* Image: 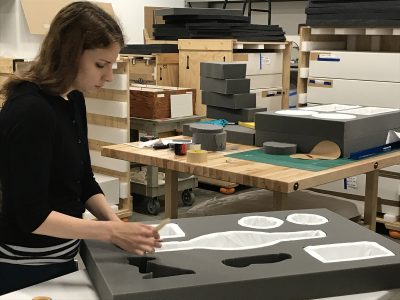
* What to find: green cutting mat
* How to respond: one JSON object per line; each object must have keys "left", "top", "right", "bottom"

{"left": 225, "top": 149, "right": 354, "bottom": 172}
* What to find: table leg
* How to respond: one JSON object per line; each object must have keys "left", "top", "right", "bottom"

{"left": 165, "top": 169, "right": 179, "bottom": 219}
{"left": 272, "top": 191, "right": 287, "bottom": 211}
{"left": 364, "top": 170, "right": 379, "bottom": 231}
{"left": 146, "top": 166, "right": 158, "bottom": 187}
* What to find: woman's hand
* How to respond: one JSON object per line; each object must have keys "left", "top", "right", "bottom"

{"left": 109, "top": 221, "right": 161, "bottom": 255}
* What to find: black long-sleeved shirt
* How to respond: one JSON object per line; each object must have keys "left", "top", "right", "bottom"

{"left": 0, "top": 81, "right": 102, "bottom": 265}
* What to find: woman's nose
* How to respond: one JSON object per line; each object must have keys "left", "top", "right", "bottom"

{"left": 103, "top": 66, "right": 113, "bottom": 82}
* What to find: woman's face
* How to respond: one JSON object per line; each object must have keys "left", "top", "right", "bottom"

{"left": 72, "top": 42, "right": 120, "bottom": 93}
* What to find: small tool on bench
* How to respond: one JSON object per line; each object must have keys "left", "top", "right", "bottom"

{"left": 155, "top": 218, "right": 171, "bottom": 232}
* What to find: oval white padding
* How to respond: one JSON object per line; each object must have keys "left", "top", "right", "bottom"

{"left": 238, "top": 216, "right": 284, "bottom": 230}
{"left": 286, "top": 213, "right": 328, "bottom": 226}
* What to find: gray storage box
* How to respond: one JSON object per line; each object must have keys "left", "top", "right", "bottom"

{"left": 255, "top": 106, "right": 400, "bottom": 157}
{"left": 200, "top": 62, "right": 247, "bottom": 79}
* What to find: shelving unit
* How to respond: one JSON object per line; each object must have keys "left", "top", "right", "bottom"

{"left": 296, "top": 25, "right": 400, "bottom": 231}
{"left": 297, "top": 26, "right": 400, "bottom": 106}
{"left": 85, "top": 59, "right": 132, "bottom": 219}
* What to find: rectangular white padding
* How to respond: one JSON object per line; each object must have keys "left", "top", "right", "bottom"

{"left": 90, "top": 150, "right": 129, "bottom": 173}
{"left": 86, "top": 98, "right": 128, "bottom": 118}
{"left": 83, "top": 204, "right": 118, "bottom": 220}
{"left": 88, "top": 124, "right": 128, "bottom": 144}
{"left": 304, "top": 241, "right": 394, "bottom": 263}
{"left": 94, "top": 173, "right": 119, "bottom": 205}
{"left": 103, "top": 74, "right": 128, "bottom": 90}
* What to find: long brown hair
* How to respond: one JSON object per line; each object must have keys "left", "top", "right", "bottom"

{"left": 1, "top": 1, "right": 124, "bottom": 98}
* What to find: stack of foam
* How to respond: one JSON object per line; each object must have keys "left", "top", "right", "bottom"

{"left": 154, "top": 8, "right": 285, "bottom": 42}
{"left": 201, "top": 62, "right": 266, "bottom": 122}
{"left": 306, "top": 0, "right": 400, "bottom": 27}
{"left": 200, "top": 62, "right": 267, "bottom": 145}
{"left": 190, "top": 123, "right": 226, "bottom": 151}
{"left": 120, "top": 44, "right": 178, "bottom": 55}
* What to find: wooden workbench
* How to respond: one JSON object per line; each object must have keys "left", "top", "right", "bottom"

{"left": 102, "top": 139, "right": 400, "bottom": 230}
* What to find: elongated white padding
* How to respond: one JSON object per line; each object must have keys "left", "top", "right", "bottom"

{"left": 157, "top": 230, "right": 326, "bottom": 252}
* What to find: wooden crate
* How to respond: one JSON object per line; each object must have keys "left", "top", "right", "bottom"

{"left": 0, "top": 57, "right": 24, "bottom": 74}
{"left": 178, "top": 39, "right": 291, "bottom": 116}
{"left": 120, "top": 53, "right": 179, "bottom": 87}
{"left": 0, "top": 58, "right": 25, "bottom": 108}
{"left": 130, "top": 84, "right": 195, "bottom": 119}
{"left": 297, "top": 26, "right": 400, "bottom": 105}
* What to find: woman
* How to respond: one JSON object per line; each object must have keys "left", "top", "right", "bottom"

{"left": 0, "top": 2, "right": 160, "bottom": 294}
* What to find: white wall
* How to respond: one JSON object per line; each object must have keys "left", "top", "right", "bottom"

{"left": 0, "top": 0, "right": 185, "bottom": 59}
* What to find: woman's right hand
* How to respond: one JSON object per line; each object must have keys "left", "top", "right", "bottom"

{"left": 109, "top": 221, "right": 161, "bottom": 255}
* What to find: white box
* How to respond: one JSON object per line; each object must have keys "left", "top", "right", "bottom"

{"left": 170, "top": 92, "right": 193, "bottom": 118}
{"left": 309, "top": 51, "right": 400, "bottom": 82}
{"left": 251, "top": 88, "right": 282, "bottom": 111}
{"left": 307, "top": 78, "right": 400, "bottom": 108}
{"left": 239, "top": 52, "right": 283, "bottom": 75}
{"left": 247, "top": 73, "right": 282, "bottom": 90}
{"left": 94, "top": 173, "right": 120, "bottom": 205}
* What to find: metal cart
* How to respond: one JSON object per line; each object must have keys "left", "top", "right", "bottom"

{"left": 130, "top": 115, "right": 202, "bottom": 215}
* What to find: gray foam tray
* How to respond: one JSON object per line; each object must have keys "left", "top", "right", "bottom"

{"left": 81, "top": 208, "right": 400, "bottom": 300}
{"left": 200, "top": 62, "right": 247, "bottom": 79}
{"left": 255, "top": 109, "right": 400, "bottom": 157}
{"left": 224, "top": 125, "right": 255, "bottom": 145}
{"left": 202, "top": 91, "right": 256, "bottom": 109}
{"left": 200, "top": 77, "right": 250, "bottom": 94}
{"left": 207, "top": 106, "right": 267, "bottom": 122}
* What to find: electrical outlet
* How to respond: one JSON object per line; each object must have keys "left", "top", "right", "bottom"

{"left": 346, "top": 176, "right": 358, "bottom": 189}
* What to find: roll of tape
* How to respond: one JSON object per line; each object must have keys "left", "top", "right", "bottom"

{"left": 187, "top": 149, "right": 208, "bottom": 163}
{"left": 188, "top": 143, "right": 201, "bottom": 150}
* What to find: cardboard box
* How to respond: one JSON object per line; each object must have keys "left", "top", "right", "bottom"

{"left": 309, "top": 51, "right": 400, "bottom": 82}
{"left": 307, "top": 78, "right": 400, "bottom": 108}
{"left": 20, "top": 0, "right": 115, "bottom": 35}
{"left": 130, "top": 84, "right": 195, "bottom": 119}
{"left": 234, "top": 52, "right": 283, "bottom": 75}
{"left": 251, "top": 88, "right": 282, "bottom": 111}
{"left": 247, "top": 73, "right": 282, "bottom": 89}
